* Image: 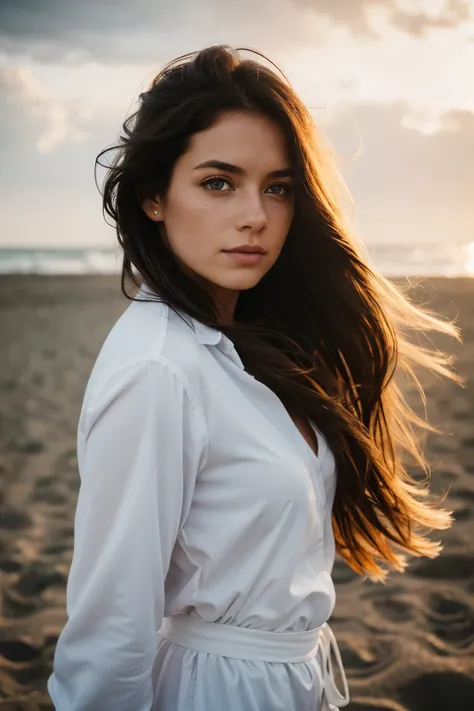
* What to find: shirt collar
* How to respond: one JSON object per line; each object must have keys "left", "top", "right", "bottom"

{"left": 137, "top": 282, "right": 244, "bottom": 369}
{"left": 192, "top": 322, "right": 245, "bottom": 370}
{"left": 191, "top": 320, "right": 223, "bottom": 346}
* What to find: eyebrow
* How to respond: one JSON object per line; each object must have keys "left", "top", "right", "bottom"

{"left": 193, "top": 160, "right": 295, "bottom": 179}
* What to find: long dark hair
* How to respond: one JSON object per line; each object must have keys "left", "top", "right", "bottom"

{"left": 96, "top": 44, "right": 462, "bottom": 582}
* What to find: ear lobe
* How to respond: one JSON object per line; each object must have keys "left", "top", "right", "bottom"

{"left": 141, "top": 197, "right": 163, "bottom": 221}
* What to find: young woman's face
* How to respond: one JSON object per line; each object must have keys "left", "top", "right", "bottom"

{"left": 142, "top": 109, "right": 295, "bottom": 320}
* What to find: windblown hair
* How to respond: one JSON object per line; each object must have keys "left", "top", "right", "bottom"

{"left": 96, "top": 44, "right": 462, "bottom": 582}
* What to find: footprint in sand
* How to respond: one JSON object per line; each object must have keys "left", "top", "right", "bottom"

{"left": 0, "top": 640, "right": 41, "bottom": 663}
{"left": 399, "top": 672, "right": 474, "bottom": 711}
{"left": 347, "top": 702, "right": 405, "bottom": 711}
{"left": 410, "top": 554, "right": 474, "bottom": 580}
{"left": 0, "top": 507, "right": 32, "bottom": 531}
{"left": 452, "top": 506, "right": 471, "bottom": 522}
{"left": 338, "top": 635, "right": 396, "bottom": 678}
{"left": 370, "top": 594, "right": 413, "bottom": 623}
{"left": 424, "top": 592, "right": 474, "bottom": 651}
{"left": 451, "top": 487, "right": 474, "bottom": 503}
{"left": 449, "top": 487, "right": 474, "bottom": 523}
{"left": 360, "top": 585, "right": 412, "bottom": 624}
{"left": 332, "top": 558, "right": 360, "bottom": 585}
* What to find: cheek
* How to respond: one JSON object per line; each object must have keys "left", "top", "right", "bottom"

{"left": 167, "top": 232, "right": 200, "bottom": 261}
{"left": 167, "top": 202, "right": 222, "bottom": 255}
{"left": 164, "top": 221, "right": 214, "bottom": 272}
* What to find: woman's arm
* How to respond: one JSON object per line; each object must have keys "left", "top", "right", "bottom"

{"left": 47, "top": 358, "right": 206, "bottom": 710}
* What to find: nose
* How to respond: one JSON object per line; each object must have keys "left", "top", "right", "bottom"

{"left": 236, "top": 194, "right": 268, "bottom": 232}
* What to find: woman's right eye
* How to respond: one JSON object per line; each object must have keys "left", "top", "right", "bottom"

{"left": 201, "top": 176, "right": 232, "bottom": 192}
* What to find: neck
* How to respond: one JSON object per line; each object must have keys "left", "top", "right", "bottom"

{"left": 214, "top": 290, "right": 239, "bottom": 326}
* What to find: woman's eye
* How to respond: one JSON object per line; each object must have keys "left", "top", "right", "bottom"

{"left": 268, "top": 184, "right": 293, "bottom": 197}
{"left": 202, "top": 177, "right": 231, "bottom": 191}
{"left": 202, "top": 177, "right": 293, "bottom": 197}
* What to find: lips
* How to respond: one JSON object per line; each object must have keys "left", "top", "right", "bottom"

{"left": 222, "top": 250, "right": 265, "bottom": 264}
{"left": 223, "top": 247, "right": 266, "bottom": 254}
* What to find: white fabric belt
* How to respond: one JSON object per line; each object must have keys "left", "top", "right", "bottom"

{"left": 158, "top": 614, "right": 350, "bottom": 710}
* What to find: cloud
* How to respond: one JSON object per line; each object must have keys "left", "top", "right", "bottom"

{"left": 391, "top": 0, "right": 471, "bottom": 36}
{"left": 0, "top": 1, "right": 472, "bottom": 248}
{"left": 0, "top": 0, "right": 209, "bottom": 64}
{"left": 0, "top": 65, "right": 92, "bottom": 152}
{"left": 0, "top": 0, "right": 472, "bottom": 64}
{"left": 289, "top": 0, "right": 386, "bottom": 37}
{"left": 292, "top": 0, "right": 472, "bottom": 36}
{"left": 325, "top": 101, "right": 474, "bottom": 243}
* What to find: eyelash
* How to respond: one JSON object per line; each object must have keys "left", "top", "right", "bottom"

{"left": 201, "top": 175, "right": 294, "bottom": 198}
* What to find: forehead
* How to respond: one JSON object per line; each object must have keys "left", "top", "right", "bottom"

{"left": 184, "top": 110, "right": 291, "bottom": 163}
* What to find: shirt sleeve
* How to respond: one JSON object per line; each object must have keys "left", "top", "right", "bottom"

{"left": 47, "top": 358, "right": 207, "bottom": 711}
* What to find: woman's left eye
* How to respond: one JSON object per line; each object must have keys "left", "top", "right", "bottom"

{"left": 201, "top": 176, "right": 293, "bottom": 197}
{"left": 268, "top": 183, "right": 293, "bottom": 196}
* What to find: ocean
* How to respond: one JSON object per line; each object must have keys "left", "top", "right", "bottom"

{"left": 1, "top": 242, "right": 473, "bottom": 277}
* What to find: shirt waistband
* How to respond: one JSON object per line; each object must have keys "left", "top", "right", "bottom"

{"left": 158, "top": 614, "right": 350, "bottom": 709}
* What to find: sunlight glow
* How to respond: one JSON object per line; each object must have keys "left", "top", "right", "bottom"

{"left": 465, "top": 242, "right": 474, "bottom": 275}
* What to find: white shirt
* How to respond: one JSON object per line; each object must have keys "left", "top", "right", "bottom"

{"left": 48, "top": 282, "right": 342, "bottom": 711}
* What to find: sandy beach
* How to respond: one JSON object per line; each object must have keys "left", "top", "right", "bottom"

{"left": 0, "top": 274, "right": 473, "bottom": 710}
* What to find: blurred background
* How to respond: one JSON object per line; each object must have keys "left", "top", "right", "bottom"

{"left": 0, "top": 1, "right": 473, "bottom": 709}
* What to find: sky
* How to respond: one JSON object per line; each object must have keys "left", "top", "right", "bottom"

{"left": 0, "top": 0, "right": 473, "bottom": 249}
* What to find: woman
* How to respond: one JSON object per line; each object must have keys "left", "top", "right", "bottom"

{"left": 48, "top": 45, "right": 461, "bottom": 711}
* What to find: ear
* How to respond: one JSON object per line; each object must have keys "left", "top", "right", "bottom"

{"left": 141, "top": 197, "right": 163, "bottom": 221}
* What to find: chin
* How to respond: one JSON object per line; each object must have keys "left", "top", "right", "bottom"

{"left": 218, "top": 273, "right": 265, "bottom": 291}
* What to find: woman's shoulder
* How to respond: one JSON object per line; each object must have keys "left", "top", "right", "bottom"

{"left": 81, "top": 293, "right": 204, "bottom": 413}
